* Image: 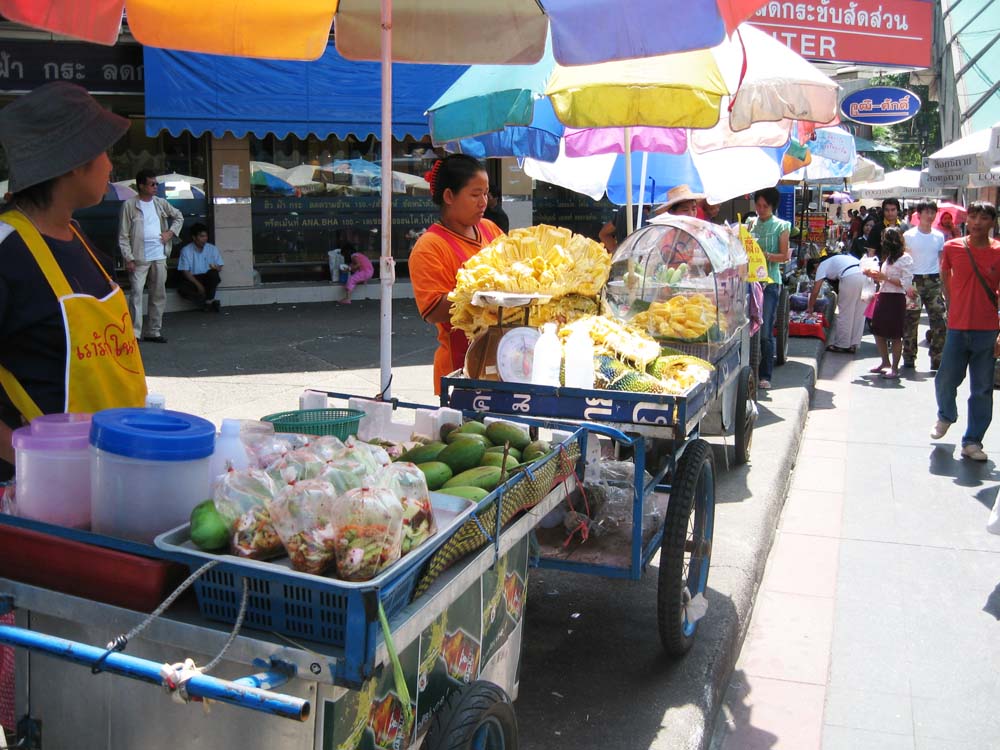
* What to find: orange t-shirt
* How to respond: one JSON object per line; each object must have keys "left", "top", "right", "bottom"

{"left": 409, "top": 220, "right": 503, "bottom": 393}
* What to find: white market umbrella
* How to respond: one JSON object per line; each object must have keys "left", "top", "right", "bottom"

{"left": 852, "top": 168, "right": 944, "bottom": 199}
{"left": 926, "top": 123, "right": 1000, "bottom": 176}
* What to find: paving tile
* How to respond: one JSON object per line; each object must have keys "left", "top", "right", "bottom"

{"left": 763, "top": 532, "right": 840, "bottom": 598}
{"left": 798, "top": 438, "right": 849, "bottom": 460}
{"left": 780, "top": 489, "right": 844, "bottom": 537}
{"left": 834, "top": 539, "right": 906, "bottom": 607}
{"left": 737, "top": 591, "right": 834, "bottom": 685}
{"left": 823, "top": 686, "right": 913, "bottom": 736}
{"left": 791, "top": 456, "right": 846, "bottom": 493}
{"left": 718, "top": 675, "right": 824, "bottom": 750}
{"left": 828, "top": 601, "right": 909, "bottom": 694}
{"left": 822, "top": 725, "right": 915, "bottom": 750}
{"left": 911, "top": 691, "right": 1000, "bottom": 745}
{"left": 913, "top": 738, "right": 981, "bottom": 750}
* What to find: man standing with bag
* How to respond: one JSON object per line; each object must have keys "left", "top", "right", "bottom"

{"left": 118, "top": 170, "right": 183, "bottom": 343}
{"left": 932, "top": 202, "right": 1000, "bottom": 461}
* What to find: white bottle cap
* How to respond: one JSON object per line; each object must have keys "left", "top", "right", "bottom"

{"left": 220, "top": 418, "right": 241, "bottom": 437}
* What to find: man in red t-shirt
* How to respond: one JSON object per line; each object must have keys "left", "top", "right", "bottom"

{"left": 932, "top": 201, "right": 1000, "bottom": 461}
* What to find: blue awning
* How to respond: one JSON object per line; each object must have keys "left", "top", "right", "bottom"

{"left": 143, "top": 47, "right": 467, "bottom": 141}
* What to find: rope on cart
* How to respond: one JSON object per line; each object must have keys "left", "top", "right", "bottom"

{"left": 561, "top": 448, "right": 593, "bottom": 548}
{"left": 91, "top": 560, "right": 249, "bottom": 684}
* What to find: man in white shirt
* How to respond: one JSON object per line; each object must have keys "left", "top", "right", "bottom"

{"left": 902, "top": 200, "right": 947, "bottom": 370}
{"left": 807, "top": 250, "right": 865, "bottom": 352}
{"left": 177, "top": 223, "right": 225, "bottom": 312}
{"left": 117, "top": 170, "right": 184, "bottom": 343}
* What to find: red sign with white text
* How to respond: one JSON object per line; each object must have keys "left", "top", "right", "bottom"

{"left": 748, "top": 0, "right": 933, "bottom": 67}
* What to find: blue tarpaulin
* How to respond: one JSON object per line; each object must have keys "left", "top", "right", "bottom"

{"left": 143, "top": 47, "right": 467, "bottom": 140}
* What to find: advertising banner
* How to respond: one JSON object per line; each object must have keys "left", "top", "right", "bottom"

{"left": 749, "top": 0, "right": 933, "bottom": 67}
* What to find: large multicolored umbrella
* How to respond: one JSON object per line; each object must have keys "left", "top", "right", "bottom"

{"left": 428, "top": 24, "right": 839, "bottom": 163}
{"left": 0, "top": 0, "right": 769, "bottom": 63}
{"left": 0, "top": 0, "right": 774, "bottom": 396}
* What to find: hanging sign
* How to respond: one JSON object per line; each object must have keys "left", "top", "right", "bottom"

{"left": 840, "top": 87, "right": 921, "bottom": 126}
{"left": 749, "top": 0, "right": 933, "bottom": 67}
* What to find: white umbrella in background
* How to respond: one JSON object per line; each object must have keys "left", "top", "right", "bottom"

{"left": 926, "top": 123, "right": 1000, "bottom": 176}
{"left": 852, "top": 168, "right": 945, "bottom": 199}
{"left": 852, "top": 156, "right": 885, "bottom": 184}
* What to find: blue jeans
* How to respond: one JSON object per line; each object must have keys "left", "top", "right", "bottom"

{"left": 759, "top": 283, "right": 781, "bottom": 381}
{"left": 935, "top": 329, "right": 998, "bottom": 446}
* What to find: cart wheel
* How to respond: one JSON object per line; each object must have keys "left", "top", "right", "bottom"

{"left": 733, "top": 366, "right": 755, "bottom": 465}
{"left": 423, "top": 681, "right": 518, "bottom": 750}
{"left": 824, "top": 289, "right": 838, "bottom": 333}
{"left": 749, "top": 331, "right": 761, "bottom": 397}
{"left": 775, "top": 286, "right": 790, "bottom": 366}
{"left": 658, "top": 438, "right": 715, "bottom": 656}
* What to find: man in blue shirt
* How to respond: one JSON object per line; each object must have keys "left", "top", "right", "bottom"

{"left": 177, "top": 223, "right": 224, "bottom": 312}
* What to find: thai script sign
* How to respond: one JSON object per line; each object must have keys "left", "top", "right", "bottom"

{"left": 809, "top": 127, "right": 856, "bottom": 163}
{"left": 749, "top": 0, "right": 933, "bottom": 67}
{"left": 926, "top": 125, "right": 1000, "bottom": 176}
{"left": 840, "top": 86, "right": 921, "bottom": 125}
{"left": 0, "top": 41, "right": 144, "bottom": 94}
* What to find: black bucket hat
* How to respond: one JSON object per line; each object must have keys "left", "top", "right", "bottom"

{"left": 0, "top": 81, "right": 130, "bottom": 193}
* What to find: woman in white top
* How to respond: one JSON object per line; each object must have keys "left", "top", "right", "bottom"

{"left": 864, "top": 227, "right": 914, "bottom": 379}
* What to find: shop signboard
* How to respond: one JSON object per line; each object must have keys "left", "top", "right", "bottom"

{"left": 0, "top": 41, "right": 144, "bottom": 94}
{"left": 749, "top": 0, "right": 933, "bottom": 67}
{"left": 840, "top": 87, "right": 921, "bottom": 126}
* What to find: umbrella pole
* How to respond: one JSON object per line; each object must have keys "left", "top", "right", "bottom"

{"left": 379, "top": 0, "right": 394, "bottom": 399}
{"left": 636, "top": 151, "right": 649, "bottom": 230}
{"left": 624, "top": 127, "right": 634, "bottom": 235}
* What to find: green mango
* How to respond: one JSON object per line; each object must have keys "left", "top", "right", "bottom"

{"left": 416, "top": 461, "right": 453, "bottom": 491}
{"left": 484, "top": 421, "right": 531, "bottom": 450}
{"left": 190, "top": 499, "right": 229, "bottom": 551}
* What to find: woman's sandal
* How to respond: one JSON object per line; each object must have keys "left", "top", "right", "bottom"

{"left": 869, "top": 365, "right": 888, "bottom": 373}
{"left": 881, "top": 370, "right": 900, "bottom": 380}
{"left": 826, "top": 345, "right": 852, "bottom": 353}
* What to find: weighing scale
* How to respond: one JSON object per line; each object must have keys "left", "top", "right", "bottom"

{"left": 463, "top": 292, "right": 551, "bottom": 382}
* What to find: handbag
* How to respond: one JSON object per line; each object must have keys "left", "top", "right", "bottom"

{"left": 963, "top": 239, "right": 999, "bottom": 310}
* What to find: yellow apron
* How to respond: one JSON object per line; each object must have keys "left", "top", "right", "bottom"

{"left": 0, "top": 210, "right": 147, "bottom": 421}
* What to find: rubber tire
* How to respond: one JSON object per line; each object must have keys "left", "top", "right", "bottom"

{"left": 775, "top": 286, "right": 790, "bottom": 366}
{"left": 658, "top": 438, "right": 715, "bottom": 657}
{"left": 733, "top": 365, "right": 754, "bottom": 465}
{"left": 423, "top": 681, "right": 518, "bottom": 750}
{"left": 749, "top": 331, "right": 761, "bottom": 397}
{"left": 824, "top": 289, "right": 838, "bottom": 333}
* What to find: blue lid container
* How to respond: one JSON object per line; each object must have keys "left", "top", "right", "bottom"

{"left": 90, "top": 408, "right": 215, "bottom": 461}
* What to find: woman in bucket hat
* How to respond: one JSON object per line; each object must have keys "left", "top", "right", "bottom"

{"left": 0, "top": 82, "right": 148, "bottom": 482}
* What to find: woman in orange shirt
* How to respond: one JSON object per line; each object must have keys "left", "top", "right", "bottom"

{"left": 409, "top": 155, "right": 504, "bottom": 394}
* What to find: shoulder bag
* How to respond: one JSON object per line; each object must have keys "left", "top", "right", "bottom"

{"left": 963, "top": 239, "right": 998, "bottom": 310}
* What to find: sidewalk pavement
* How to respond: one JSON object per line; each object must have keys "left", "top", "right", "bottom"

{"left": 140, "top": 299, "right": 827, "bottom": 750}
{"left": 712, "top": 338, "right": 1000, "bottom": 749}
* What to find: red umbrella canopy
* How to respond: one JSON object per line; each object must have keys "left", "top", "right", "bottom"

{"left": 908, "top": 201, "right": 967, "bottom": 229}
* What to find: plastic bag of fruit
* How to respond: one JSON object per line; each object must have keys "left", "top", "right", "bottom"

{"left": 212, "top": 468, "right": 283, "bottom": 559}
{"left": 244, "top": 433, "right": 311, "bottom": 469}
{"left": 265, "top": 447, "right": 327, "bottom": 484}
{"left": 331, "top": 486, "right": 404, "bottom": 581}
{"left": 376, "top": 462, "right": 437, "bottom": 555}
{"left": 269, "top": 479, "right": 341, "bottom": 575}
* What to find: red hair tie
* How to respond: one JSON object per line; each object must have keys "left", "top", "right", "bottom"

{"left": 424, "top": 160, "right": 443, "bottom": 195}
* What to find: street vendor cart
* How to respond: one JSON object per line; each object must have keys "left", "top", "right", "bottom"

{"left": 0, "top": 409, "right": 584, "bottom": 749}
{"left": 441, "top": 215, "right": 756, "bottom": 655}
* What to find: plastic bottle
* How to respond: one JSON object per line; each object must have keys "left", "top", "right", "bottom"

{"left": 209, "top": 418, "right": 251, "bottom": 487}
{"left": 563, "top": 328, "right": 595, "bottom": 389}
{"left": 531, "top": 323, "right": 563, "bottom": 387}
{"left": 145, "top": 393, "right": 166, "bottom": 410}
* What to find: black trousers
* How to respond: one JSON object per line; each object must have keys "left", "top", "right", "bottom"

{"left": 178, "top": 269, "right": 221, "bottom": 302}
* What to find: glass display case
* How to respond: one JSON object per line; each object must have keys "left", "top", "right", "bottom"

{"left": 604, "top": 215, "right": 748, "bottom": 348}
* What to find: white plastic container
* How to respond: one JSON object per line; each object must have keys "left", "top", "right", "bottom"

{"left": 90, "top": 408, "right": 216, "bottom": 543}
{"left": 12, "top": 413, "right": 93, "bottom": 528}
{"left": 209, "top": 418, "right": 252, "bottom": 490}
{"left": 530, "top": 323, "right": 562, "bottom": 387}
{"left": 563, "top": 327, "right": 595, "bottom": 389}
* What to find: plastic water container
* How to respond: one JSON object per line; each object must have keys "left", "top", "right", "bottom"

{"left": 90, "top": 408, "right": 216, "bottom": 543}
{"left": 12, "top": 413, "right": 93, "bottom": 528}
{"left": 531, "top": 323, "right": 563, "bottom": 387}
{"left": 209, "top": 418, "right": 252, "bottom": 490}
{"left": 563, "top": 328, "right": 595, "bottom": 389}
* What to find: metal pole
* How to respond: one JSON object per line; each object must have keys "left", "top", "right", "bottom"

{"left": 636, "top": 151, "right": 649, "bottom": 229}
{"left": 379, "top": 0, "right": 394, "bottom": 399}
{"left": 0, "top": 625, "right": 310, "bottom": 721}
{"left": 624, "top": 127, "right": 634, "bottom": 235}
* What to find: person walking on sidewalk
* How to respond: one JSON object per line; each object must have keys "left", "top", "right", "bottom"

{"left": 117, "top": 169, "right": 183, "bottom": 344}
{"left": 865, "top": 227, "right": 913, "bottom": 379}
{"left": 902, "top": 200, "right": 947, "bottom": 370}
{"left": 748, "top": 187, "right": 791, "bottom": 391}
{"left": 931, "top": 201, "right": 1000, "bottom": 461}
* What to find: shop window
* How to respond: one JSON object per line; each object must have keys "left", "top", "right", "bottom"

{"left": 249, "top": 133, "right": 440, "bottom": 282}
